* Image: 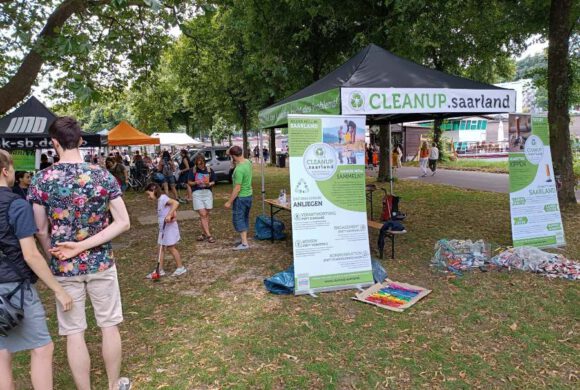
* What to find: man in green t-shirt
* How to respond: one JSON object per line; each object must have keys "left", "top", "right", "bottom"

{"left": 224, "top": 145, "right": 253, "bottom": 250}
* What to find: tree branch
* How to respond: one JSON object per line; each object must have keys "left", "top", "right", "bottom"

{"left": 0, "top": 0, "right": 155, "bottom": 114}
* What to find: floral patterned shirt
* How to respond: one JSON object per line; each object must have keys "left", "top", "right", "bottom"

{"left": 28, "top": 163, "right": 122, "bottom": 277}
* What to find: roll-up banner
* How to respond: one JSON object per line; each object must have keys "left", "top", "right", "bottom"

{"left": 288, "top": 114, "right": 373, "bottom": 295}
{"left": 508, "top": 114, "right": 565, "bottom": 248}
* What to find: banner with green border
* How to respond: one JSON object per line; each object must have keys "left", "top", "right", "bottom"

{"left": 288, "top": 114, "right": 373, "bottom": 295}
{"left": 508, "top": 115, "right": 565, "bottom": 248}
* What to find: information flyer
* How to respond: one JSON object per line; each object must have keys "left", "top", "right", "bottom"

{"left": 288, "top": 114, "right": 373, "bottom": 295}
{"left": 508, "top": 114, "right": 565, "bottom": 248}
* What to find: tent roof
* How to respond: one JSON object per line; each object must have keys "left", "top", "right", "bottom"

{"left": 260, "top": 44, "right": 513, "bottom": 127}
{"left": 108, "top": 121, "right": 159, "bottom": 146}
{"left": 150, "top": 132, "right": 201, "bottom": 146}
{"left": 0, "top": 96, "right": 106, "bottom": 149}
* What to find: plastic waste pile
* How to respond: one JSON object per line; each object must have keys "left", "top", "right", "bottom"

{"left": 490, "top": 247, "right": 579, "bottom": 281}
{"left": 431, "top": 239, "right": 490, "bottom": 275}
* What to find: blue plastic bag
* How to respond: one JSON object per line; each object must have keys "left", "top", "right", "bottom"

{"left": 254, "top": 215, "right": 286, "bottom": 240}
{"left": 371, "top": 258, "right": 388, "bottom": 283}
{"left": 264, "top": 266, "right": 294, "bottom": 294}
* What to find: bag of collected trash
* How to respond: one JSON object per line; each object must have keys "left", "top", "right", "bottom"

{"left": 264, "top": 266, "right": 294, "bottom": 294}
{"left": 254, "top": 215, "right": 286, "bottom": 240}
{"left": 431, "top": 239, "right": 491, "bottom": 274}
{"left": 490, "top": 246, "right": 579, "bottom": 280}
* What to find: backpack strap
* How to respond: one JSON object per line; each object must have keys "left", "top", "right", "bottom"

{"left": 1, "top": 198, "right": 30, "bottom": 285}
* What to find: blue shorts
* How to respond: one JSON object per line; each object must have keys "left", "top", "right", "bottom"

{"left": 0, "top": 283, "right": 51, "bottom": 353}
{"left": 164, "top": 175, "right": 176, "bottom": 185}
{"left": 232, "top": 196, "right": 252, "bottom": 232}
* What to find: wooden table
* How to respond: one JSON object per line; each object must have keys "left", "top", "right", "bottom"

{"left": 265, "top": 199, "right": 291, "bottom": 242}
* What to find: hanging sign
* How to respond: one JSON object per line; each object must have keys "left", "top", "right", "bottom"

{"left": 508, "top": 114, "right": 565, "bottom": 248}
{"left": 342, "top": 88, "right": 516, "bottom": 115}
{"left": 288, "top": 114, "right": 373, "bottom": 295}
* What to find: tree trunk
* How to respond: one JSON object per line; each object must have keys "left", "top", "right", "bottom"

{"left": 377, "top": 124, "right": 391, "bottom": 182}
{"left": 270, "top": 128, "right": 276, "bottom": 165}
{"left": 242, "top": 125, "right": 249, "bottom": 158}
{"left": 184, "top": 114, "right": 190, "bottom": 135}
{"left": 548, "top": 0, "right": 577, "bottom": 205}
{"left": 240, "top": 102, "right": 250, "bottom": 158}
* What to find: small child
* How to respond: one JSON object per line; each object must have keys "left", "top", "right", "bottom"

{"left": 145, "top": 182, "right": 187, "bottom": 278}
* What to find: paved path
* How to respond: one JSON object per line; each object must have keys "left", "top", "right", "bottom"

{"left": 367, "top": 166, "right": 580, "bottom": 200}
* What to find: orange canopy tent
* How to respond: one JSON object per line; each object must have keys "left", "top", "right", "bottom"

{"left": 107, "top": 121, "right": 159, "bottom": 146}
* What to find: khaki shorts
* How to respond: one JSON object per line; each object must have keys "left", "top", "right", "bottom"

{"left": 55, "top": 265, "right": 123, "bottom": 336}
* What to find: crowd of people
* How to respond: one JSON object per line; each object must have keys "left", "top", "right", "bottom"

{"left": 365, "top": 141, "right": 439, "bottom": 177}
{"left": 0, "top": 116, "right": 255, "bottom": 389}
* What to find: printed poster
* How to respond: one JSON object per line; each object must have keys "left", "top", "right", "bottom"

{"left": 11, "top": 149, "right": 36, "bottom": 171}
{"left": 288, "top": 114, "right": 373, "bottom": 295}
{"left": 508, "top": 114, "right": 565, "bottom": 248}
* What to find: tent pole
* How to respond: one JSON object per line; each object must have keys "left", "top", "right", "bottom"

{"left": 260, "top": 128, "right": 265, "bottom": 215}
{"left": 388, "top": 122, "right": 393, "bottom": 194}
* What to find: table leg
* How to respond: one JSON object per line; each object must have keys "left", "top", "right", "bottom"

{"left": 270, "top": 204, "right": 274, "bottom": 243}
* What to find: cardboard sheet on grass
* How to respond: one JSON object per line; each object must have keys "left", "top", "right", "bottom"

{"left": 353, "top": 279, "right": 431, "bottom": 312}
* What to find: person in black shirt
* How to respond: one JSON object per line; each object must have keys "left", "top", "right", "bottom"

{"left": 39, "top": 154, "right": 52, "bottom": 170}
{"left": 12, "top": 171, "right": 31, "bottom": 200}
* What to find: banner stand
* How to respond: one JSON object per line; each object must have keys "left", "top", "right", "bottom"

{"left": 288, "top": 114, "right": 374, "bottom": 295}
{"left": 508, "top": 114, "right": 565, "bottom": 248}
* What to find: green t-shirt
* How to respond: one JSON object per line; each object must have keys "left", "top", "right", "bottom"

{"left": 233, "top": 159, "right": 253, "bottom": 197}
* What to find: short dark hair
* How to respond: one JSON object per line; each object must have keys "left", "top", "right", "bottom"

{"left": 14, "top": 171, "right": 27, "bottom": 184}
{"left": 49, "top": 116, "right": 81, "bottom": 150}
{"left": 0, "top": 149, "right": 13, "bottom": 171}
{"left": 228, "top": 145, "right": 242, "bottom": 157}
{"left": 145, "top": 182, "right": 163, "bottom": 198}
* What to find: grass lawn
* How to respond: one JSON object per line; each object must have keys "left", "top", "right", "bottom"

{"left": 12, "top": 166, "right": 580, "bottom": 389}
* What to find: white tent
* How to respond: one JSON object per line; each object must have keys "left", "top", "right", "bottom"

{"left": 150, "top": 132, "right": 202, "bottom": 146}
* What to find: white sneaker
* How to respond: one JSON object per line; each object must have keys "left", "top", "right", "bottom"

{"left": 172, "top": 267, "right": 187, "bottom": 276}
{"left": 118, "top": 377, "right": 132, "bottom": 390}
{"left": 145, "top": 269, "right": 165, "bottom": 279}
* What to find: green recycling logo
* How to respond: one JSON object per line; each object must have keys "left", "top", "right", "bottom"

{"left": 349, "top": 91, "right": 365, "bottom": 111}
{"left": 295, "top": 178, "right": 310, "bottom": 194}
{"left": 315, "top": 147, "right": 325, "bottom": 157}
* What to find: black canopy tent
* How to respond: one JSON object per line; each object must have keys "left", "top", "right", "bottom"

{"left": 259, "top": 44, "right": 516, "bottom": 127}
{"left": 257, "top": 43, "right": 516, "bottom": 204}
{"left": 0, "top": 96, "right": 106, "bottom": 150}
